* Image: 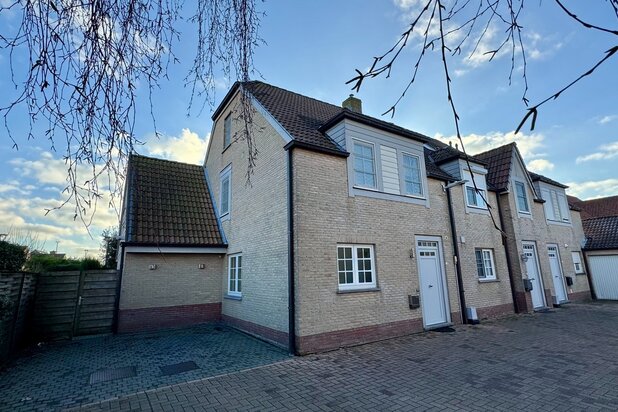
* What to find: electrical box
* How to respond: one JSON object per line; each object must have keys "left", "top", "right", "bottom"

{"left": 523, "top": 278, "right": 533, "bottom": 292}
{"left": 565, "top": 276, "right": 574, "bottom": 287}
{"left": 408, "top": 295, "right": 420, "bottom": 310}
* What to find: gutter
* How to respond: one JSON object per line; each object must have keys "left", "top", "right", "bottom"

{"left": 287, "top": 147, "right": 297, "bottom": 355}
{"left": 496, "top": 192, "right": 519, "bottom": 313}
{"left": 445, "top": 186, "right": 468, "bottom": 324}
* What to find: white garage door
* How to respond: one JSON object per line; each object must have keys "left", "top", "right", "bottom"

{"left": 589, "top": 255, "right": 618, "bottom": 300}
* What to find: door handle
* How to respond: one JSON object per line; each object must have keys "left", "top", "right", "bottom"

{"left": 428, "top": 284, "right": 434, "bottom": 288}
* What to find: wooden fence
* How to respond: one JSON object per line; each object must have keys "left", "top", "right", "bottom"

{"left": 33, "top": 270, "right": 120, "bottom": 340}
{"left": 0, "top": 272, "right": 38, "bottom": 365}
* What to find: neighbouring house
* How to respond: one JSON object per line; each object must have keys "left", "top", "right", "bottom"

{"left": 568, "top": 195, "right": 618, "bottom": 300}
{"left": 118, "top": 81, "right": 590, "bottom": 354}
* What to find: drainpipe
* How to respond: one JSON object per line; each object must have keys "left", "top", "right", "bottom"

{"left": 287, "top": 148, "right": 297, "bottom": 355}
{"left": 113, "top": 241, "right": 126, "bottom": 334}
{"left": 445, "top": 185, "right": 468, "bottom": 324}
{"left": 496, "top": 192, "right": 519, "bottom": 313}
{"left": 581, "top": 251, "right": 596, "bottom": 300}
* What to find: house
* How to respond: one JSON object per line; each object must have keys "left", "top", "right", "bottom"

{"left": 568, "top": 196, "right": 618, "bottom": 300}
{"left": 118, "top": 81, "right": 590, "bottom": 354}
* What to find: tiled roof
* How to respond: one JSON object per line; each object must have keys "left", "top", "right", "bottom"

{"left": 125, "top": 154, "right": 225, "bottom": 246}
{"left": 424, "top": 149, "right": 456, "bottom": 181}
{"left": 529, "top": 172, "right": 568, "bottom": 189}
{"left": 429, "top": 145, "right": 487, "bottom": 166}
{"left": 240, "top": 81, "right": 454, "bottom": 181}
{"left": 474, "top": 143, "right": 515, "bottom": 191}
{"left": 583, "top": 216, "right": 618, "bottom": 250}
{"left": 572, "top": 195, "right": 618, "bottom": 220}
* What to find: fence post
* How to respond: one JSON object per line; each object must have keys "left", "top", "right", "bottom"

{"left": 8, "top": 273, "right": 26, "bottom": 353}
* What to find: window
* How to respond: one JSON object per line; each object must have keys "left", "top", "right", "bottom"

{"left": 223, "top": 114, "right": 232, "bottom": 148}
{"left": 463, "top": 169, "right": 487, "bottom": 209}
{"left": 466, "top": 186, "right": 487, "bottom": 208}
{"left": 402, "top": 153, "right": 423, "bottom": 196}
{"left": 353, "top": 141, "right": 376, "bottom": 188}
{"left": 572, "top": 251, "right": 584, "bottom": 274}
{"left": 515, "top": 181, "right": 530, "bottom": 213}
{"left": 337, "top": 245, "right": 376, "bottom": 290}
{"left": 541, "top": 188, "right": 570, "bottom": 223}
{"left": 475, "top": 249, "right": 497, "bottom": 280}
{"left": 220, "top": 166, "right": 231, "bottom": 217}
{"left": 228, "top": 254, "right": 242, "bottom": 296}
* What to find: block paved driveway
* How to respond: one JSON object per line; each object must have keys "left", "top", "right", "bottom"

{"left": 0, "top": 324, "right": 289, "bottom": 411}
{"left": 78, "top": 301, "right": 618, "bottom": 411}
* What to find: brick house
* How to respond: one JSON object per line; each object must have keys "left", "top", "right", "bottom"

{"left": 118, "top": 81, "right": 590, "bottom": 354}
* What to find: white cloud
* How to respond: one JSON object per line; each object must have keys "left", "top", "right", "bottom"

{"left": 566, "top": 179, "right": 618, "bottom": 200}
{"left": 144, "top": 128, "right": 209, "bottom": 164}
{"left": 576, "top": 141, "right": 618, "bottom": 163}
{"left": 599, "top": 115, "right": 617, "bottom": 125}
{"left": 434, "top": 130, "right": 546, "bottom": 160}
{"left": 393, "top": 0, "right": 423, "bottom": 10}
{"left": 527, "top": 159, "right": 555, "bottom": 173}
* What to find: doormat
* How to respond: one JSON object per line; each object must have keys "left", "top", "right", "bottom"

{"left": 160, "top": 361, "right": 199, "bottom": 376}
{"left": 432, "top": 326, "right": 456, "bottom": 333}
{"left": 89, "top": 366, "right": 137, "bottom": 384}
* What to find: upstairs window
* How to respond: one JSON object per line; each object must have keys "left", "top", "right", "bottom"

{"left": 463, "top": 169, "right": 488, "bottom": 209}
{"left": 228, "top": 254, "right": 242, "bottom": 296}
{"left": 337, "top": 245, "right": 376, "bottom": 291}
{"left": 353, "top": 141, "right": 376, "bottom": 189}
{"left": 223, "top": 114, "right": 232, "bottom": 148}
{"left": 572, "top": 251, "right": 584, "bottom": 274}
{"left": 475, "top": 249, "right": 497, "bottom": 280}
{"left": 515, "top": 181, "right": 530, "bottom": 213}
{"left": 220, "top": 166, "right": 231, "bottom": 217}
{"left": 541, "top": 188, "right": 570, "bottom": 223}
{"left": 402, "top": 153, "right": 423, "bottom": 196}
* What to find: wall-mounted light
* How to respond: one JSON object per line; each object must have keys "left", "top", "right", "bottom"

{"left": 149, "top": 264, "right": 158, "bottom": 270}
{"left": 520, "top": 253, "right": 529, "bottom": 262}
{"left": 198, "top": 263, "right": 206, "bottom": 269}
{"left": 564, "top": 243, "right": 569, "bottom": 248}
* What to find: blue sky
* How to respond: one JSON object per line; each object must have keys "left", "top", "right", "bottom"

{"left": 1, "top": 0, "right": 617, "bottom": 257}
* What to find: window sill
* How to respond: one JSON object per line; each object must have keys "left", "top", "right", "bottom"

{"left": 575, "top": 272, "right": 586, "bottom": 276}
{"left": 224, "top": 294, "right": 242, "bottom": 301}
{"left": 220, "top": 213, "right": 230, "bottom": 222}
{"left": 337, "top": 287, "right": 381, "bottom": 294}
{"left": 353, "top": 186, "right": 427, "bottom": 202}
{"left": 221, "top": 143, "right": 232, "bottom": 154}
{"left": 478, "top": 278, "right": 500, "bottom": 283}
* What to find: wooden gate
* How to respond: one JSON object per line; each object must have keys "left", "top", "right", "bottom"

{"left": 33, "top": 270, "right": 120, "bottom": 340}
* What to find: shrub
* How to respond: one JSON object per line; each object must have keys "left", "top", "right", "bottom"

{"left": 0, "top": 241, "right": 28, "bottom": 271}
{"left": 24, "top": 255, "right": 103, "bottom": 273}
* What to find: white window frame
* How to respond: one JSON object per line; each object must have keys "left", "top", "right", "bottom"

{"left": 572, "top": 251, "right": 584, "bottom": 274}
{"left": 465, "top": 185, "right": 487, "bottom": 209}
{"left": 400, "top": 151, "right": 423, "bottom": 197}
{"left": 514, "top": 180, "right": 531, "bottom": 214}
{"left": 475, "top": 248, "right": 497, "bottom": 280}
{"left": 542, "top": 187, "right": 571, "bottom": 223}
{"left": 220, "top": 165, "right": 232, "bottom": 219}
{"left": 227, "top": 253, "right": 242, "bottom": 297}
{"left": 352, "top": 140, "right": 377, "bottom": 189}
{"left": 223, "top": 114, "right": 232, "bottom": 148}
{"left": 337, "top": 244, "right": 377, "bottom": 291}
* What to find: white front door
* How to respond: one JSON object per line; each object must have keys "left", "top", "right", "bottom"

{"left": 523, "top": 242, "right": 546, "bottom": 309}
{"left": 416, "top": 238, "right": 449, "bottom": 328}
{"left": 548, "top": 245, "right": 568, "bottom": 303}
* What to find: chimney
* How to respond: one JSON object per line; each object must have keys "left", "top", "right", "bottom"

{"left": 342, "top": 94, "right": 362, "bottom": 114}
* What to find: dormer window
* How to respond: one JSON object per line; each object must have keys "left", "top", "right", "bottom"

{"left": 353, "top": 141, "right": 376, "bottom": 189}
{"left": 463, "top": 169, "right": 488, "bottom": 210}
{"left": 401, "top": 153, "right": 422, "bottom": 196}
{"left": 515, "top": 181, "right": 530, "bottom": 213}
{"left": 541, "top": 187, "right": 570, "bottom": 223}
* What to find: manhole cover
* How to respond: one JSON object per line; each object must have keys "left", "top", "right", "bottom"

{"left": 89, "top": 366, "right": 137, "bottom": 384}
{"left": 160, "top": 361, "right": 199, "bottom": 376}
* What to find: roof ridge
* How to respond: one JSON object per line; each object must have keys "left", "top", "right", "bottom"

{"left": 130, "top": 153, "right": 204, "bottom": 168}
{"left": 474, "top": 141, "right": 516, "bottom": 157}
{"left": 244, "top": 80, "right": 343, "bottom": 111}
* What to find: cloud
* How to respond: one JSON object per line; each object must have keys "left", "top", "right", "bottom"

{"left": 527, "top": 159, "right": 555, "bottom": 173}
{"left": 599, "top": 115, "right": 617, "bottom": 125}
{"left": 576, "top": 141, "right": 618, "bottom": 163}
{"left": 434, "top": 130, "right": 546, "bottom": 160}
{"left": 566, "top": 179, "right": 618, "bottom": 200}
{"left": 143, "top": 128, "right": 209, "bottom": 164}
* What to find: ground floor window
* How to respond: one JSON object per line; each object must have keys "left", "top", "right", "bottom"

{"left": 337, "top": 245, "right": 376, "bottom": 290}
{"left": 572, "top": 251, "right": 584, "bottom": 274}
{"left": 475, "top": 249, "right": 496, "bottom": 280}
{"left": 228, "top": 254, "right": 242, "bottom": 296}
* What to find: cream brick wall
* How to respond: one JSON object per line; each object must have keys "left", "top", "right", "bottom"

{"left": 292, "top": 148, "right": 462, "bottom": 338}
{"left": 120, "top": 253, "right": 222, "bottom": 310}
{"left": 498, "top": 171, "right": 590, "bottom": 303}
{"left": 204, "top": 92, "right": 289, "bottom": 334}
{"left": 449, "top": 185, "right": 514, "bottom": 312}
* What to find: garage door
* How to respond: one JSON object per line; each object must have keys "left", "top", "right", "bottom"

{"left": 589, "top": 255, "right": 618, "bottom": 300}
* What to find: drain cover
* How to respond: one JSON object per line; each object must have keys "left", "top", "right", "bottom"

{"left": 160, "top": 361, "right": 199, "bottom": 376}
{"left": 89, "top": 366, "right": 137, "bottom": 384}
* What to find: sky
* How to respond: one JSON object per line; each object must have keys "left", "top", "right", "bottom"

{"left": 0, "top": 0, "right": 617, "bottom": 257}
